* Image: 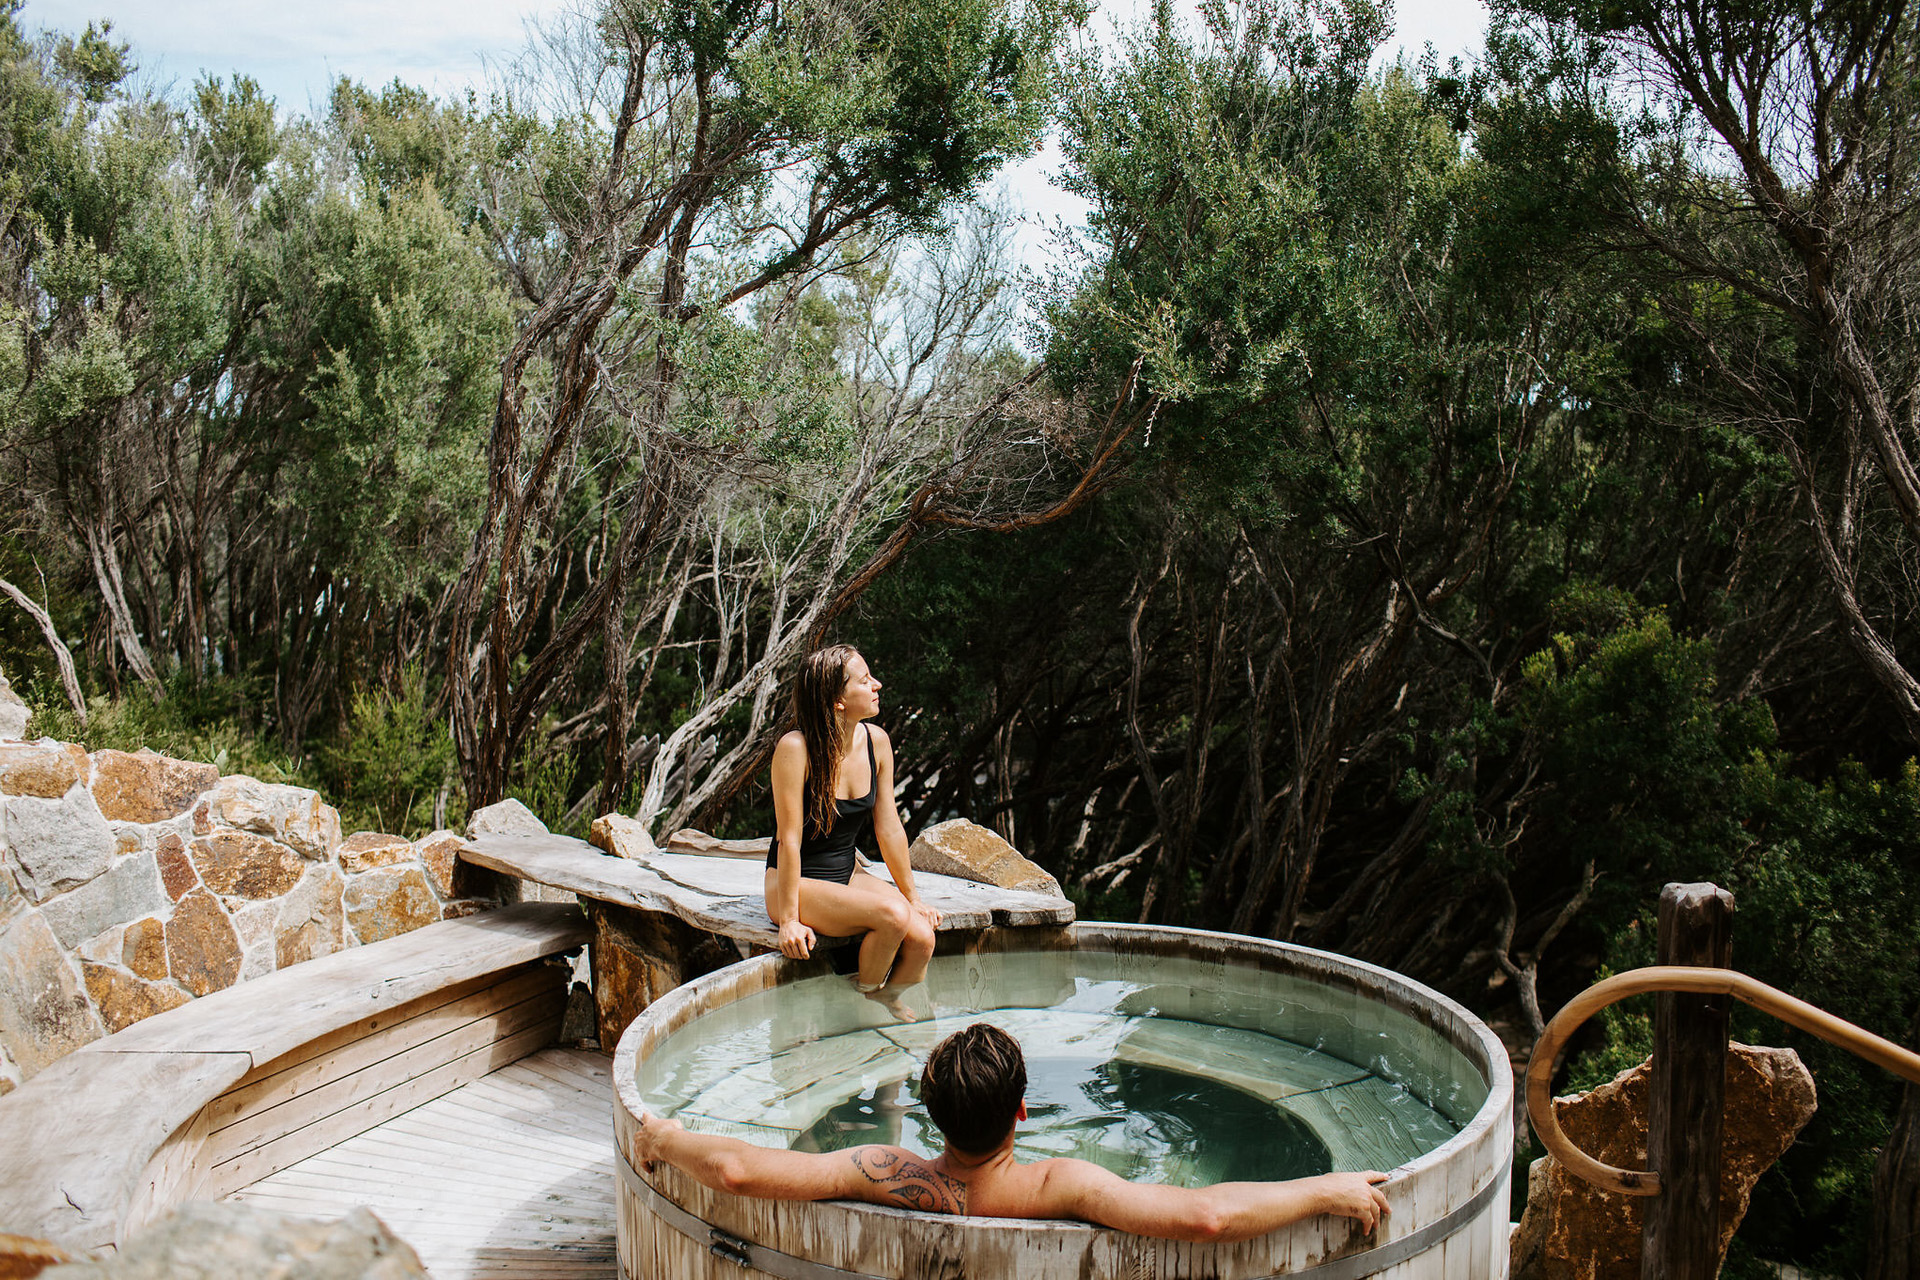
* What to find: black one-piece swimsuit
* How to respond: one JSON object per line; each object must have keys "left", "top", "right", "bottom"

{"left": 765, "top": 728, "right": 876, "bottom": 886}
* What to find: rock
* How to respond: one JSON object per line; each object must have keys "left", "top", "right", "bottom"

{"left": 560, "top": 979, "right": 597, "bottom": 1047}
{"left": 0, "top": 1230, "right": 79, "bottom": 1279}
{"left": 414, "top": 830, "right": 462, "bottom": 897}
{"left": 153, "top": 833, "right": 196, "bottom": 901}
{"left": 73, "top": 922, "right": 126, "bottom": 965}
{"left": 0, "top": 910, "right": 103, "bottom": 1077}
{"left": 1510, "top": 1044, "right": 1817, "bottom": 1280}
{"left": 164, "top": 889, "right": 242, "bottom": 997}
{"left": 337, "top": 832, "right": 413, "bottom": 874}
{"left": 275, "top": 864, "right": 346, "bottom": 969}
{"left": 122, "top": 916, "right": 167, "bottom": 980}
{"left": 208, "top": 775, "right": 341, "bottom": 860}
{"left": 344, "top": 867, "right": 439, "bottom": 945}
{"left": 468, "top": 798, "right": 549, "bottom": 837}
{"left": 662, "top": 827, "right": 763, "bottom": 858}
{"left": 438, "top": 898, "right": 493, "bottom": 920}
{"left": 1, "top": 789, "right": 115, "bottom": 904}
{"left": 37, "top": 853, "right": 168, "bottom": 949}
{"left": 0, "top": 671, "right": 31, "bottom": 741}
{"left": 908, "top": 819, "right": 1064, "bottom": 898}
{"left": 0, "top": 742, "right": 86, "bottom": 800}
{"left": 231, "top": 901, "right": 278, "bottom": 981}
{"left": 190, "top": 830, "right": 305, "bottom": 899}
{"left": 88, "top": 749, "right": 218, "bottom": 824}
{"left": 592, "top": 814, "right": 659, "bottom": 859}
{"left": 0, "top": 860, "right": 24, "bottom": 933}
{"left": 190, "top": 801, "right": 211, "bottom": 836}
{"left": 81, "top": 962, "right": 188, "bottom": 1033}
{"left": 37, "top": 1201, "right": 428, "bottom": 1279}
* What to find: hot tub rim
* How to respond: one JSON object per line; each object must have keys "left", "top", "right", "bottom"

{"left": 612, "top": 919, "right": 1513, "bottom": 1244}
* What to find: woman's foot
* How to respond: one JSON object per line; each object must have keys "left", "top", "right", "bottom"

{"left": 855, "top": 979, "right": 921, "bottom": 1023}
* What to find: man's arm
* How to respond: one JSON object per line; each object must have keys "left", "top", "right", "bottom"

{"left": 1035, "top": 1161, "right": 1391, "bottom": 1243}
{"left": 635, "top": 1115, "right": 967, "bottom": 1213}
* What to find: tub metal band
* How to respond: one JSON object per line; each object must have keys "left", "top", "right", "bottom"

{"left": 618, "top": 1149, "right": 1502, "bottom": 1280}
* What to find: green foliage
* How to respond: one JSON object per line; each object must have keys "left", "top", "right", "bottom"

{"left": 321, "top": 666, "right": 461, "bottom": 838}
{"left": 191, "top": 74, "right": 277, "bottom": 192}
{"left": 24, "top": 675, "right": 308, "bottom": 785}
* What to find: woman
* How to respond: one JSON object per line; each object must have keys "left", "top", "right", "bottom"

{"left": 766, "top": 645, "right": 939, "bottom": 1015}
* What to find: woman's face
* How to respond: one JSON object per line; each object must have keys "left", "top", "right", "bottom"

{"left": 837, "top": 652, "right": 882, "bottom": 720}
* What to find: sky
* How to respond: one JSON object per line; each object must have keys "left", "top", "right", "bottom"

{"left": 22, "top": 0, "right": 1494, "bottom": 258}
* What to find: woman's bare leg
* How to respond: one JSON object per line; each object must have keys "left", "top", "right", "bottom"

{"left": 764, "top": 870, "right": 912, "bottom": 986}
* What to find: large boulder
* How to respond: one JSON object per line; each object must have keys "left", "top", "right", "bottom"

{"left": 0, "top": 1231, "right": 78, "bottom": 1279}
{"left": 1511, "top": 1043, "right": 1818, "bottom": 1279}
{"left": 0, "top": 672, "right": 31, "bottom": 742}
{"left": 412, "top": 830, "right": 463, "bottom": 897}
{"left": 190, "top": 831, "right": 305, "bottom": 900}
{"left": 0, "top": 911, "right": 102, "bottom": 1077}
{"left": 88, "top": 750, "right": 217, "bottom": 824}
{"left": 208, "top": 776, "right": 341, "bottom": 860}
{"left": 37, "top": 1202, "right": 427, "bottom": 1280}
{"left": 466, "top": 798, "right": 548, "bottom": 838}
{"left": 591, "top": 813, "right": 659, "bottom": 859}
{"left": 274, "top": 865, "right": 346, "bottom": 969}
{"left": 908, "top": 819, "right": 1063, "bottom": 898}
{"left": 36, "top": 853, "right": 167, "bottom": 949}
{"left": 344, "top": 867, "right": 439, "bottom": 945}
{"left": 164, "top": 889, "right": 243, "bottom": 998}
{"left": 0, "top": 743, "right": 86, "bottom": 800}
{"left": 336, "top": 832, "right": 412, "bottom": 874}
{"left": 2, "top": 789, "right": 115, "bottom": 904}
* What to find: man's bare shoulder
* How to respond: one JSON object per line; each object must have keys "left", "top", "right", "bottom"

{"left": 844, "top": 1146, "right": 968, "bottom": 1214}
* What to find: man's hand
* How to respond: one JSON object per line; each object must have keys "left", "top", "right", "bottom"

{"left": 1316, "top": 1171, "right": 1391, "bottom": 1232}
{"left": 634, "top": 1111, "right": 684, "bottom": 1173}
{"left": 778, "top": 918, "right": 815, "bottom": 959}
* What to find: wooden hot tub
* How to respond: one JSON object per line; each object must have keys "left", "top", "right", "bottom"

{"left": 611, "top": 923, "right": 1513, "bottom": 1280}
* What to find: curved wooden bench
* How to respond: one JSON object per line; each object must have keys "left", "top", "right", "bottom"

{"left": 0, "top": 902, "right": 587, "bottom": 1253}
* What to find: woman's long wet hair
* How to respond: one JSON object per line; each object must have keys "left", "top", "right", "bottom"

{"left": 793, "top": 645, "right": 859, "bottom": 839}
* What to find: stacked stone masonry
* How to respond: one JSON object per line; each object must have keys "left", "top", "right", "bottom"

{"left": 0, "top": 740, "right": 498, "bottom": 1097}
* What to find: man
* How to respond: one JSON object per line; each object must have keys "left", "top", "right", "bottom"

{"left": 632, "top": 1022, "right": 1392, "bottom": 1242}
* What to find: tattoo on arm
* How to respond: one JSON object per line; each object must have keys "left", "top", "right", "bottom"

{"left": 849, "top": 1148, "right": 968, "bottom": 1214}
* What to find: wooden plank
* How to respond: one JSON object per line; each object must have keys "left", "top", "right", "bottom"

{"left": 377, "top": 1114, "right": 610, "bottom": 1166}
{"left": 92, "top": 904, "right": 586, "bottom": 1062}
{"left": 212, "top": 965, "right": 561, "bottom": 1130}
{"left": 317, "top": 1125, "right": 609, "bottom": 1180}
{"left": 206, "top": 1016, "right": 561, "bottom": 1195}
{"left": 122, "top": 1101, "right": 213, "bottom": 1239}
{"left": 208, "top": 987, "right": 562, "bottom": 1157}
{"left": 430, "top": 1089, "right": 615, "bottom": 1147}
{"left": 223, "top": 966, "right": 504, "bottom": 1089}
{"left": 1642, "top": 882, "right": 1735, "bottom": 1280}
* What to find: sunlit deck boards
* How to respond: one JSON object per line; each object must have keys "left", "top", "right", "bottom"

{"left": 227, "top": 1048, "right": 617, "bottom": 1279}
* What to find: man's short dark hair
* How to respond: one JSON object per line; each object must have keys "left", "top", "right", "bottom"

{"left": 920, "top": 1023, "right": 1026, "bottom": 1155}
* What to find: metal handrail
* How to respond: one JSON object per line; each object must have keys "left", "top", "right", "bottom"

{"left": 1525, "top": 964, "right": 1920, "bottom": 1197}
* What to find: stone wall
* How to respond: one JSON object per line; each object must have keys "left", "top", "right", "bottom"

{"left": 0, "top": 741, "right": 495, "bottom": 1096}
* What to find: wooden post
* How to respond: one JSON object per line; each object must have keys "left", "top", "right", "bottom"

{"left": 1641, "top": 882, "right": 1735, "bottom": 1279}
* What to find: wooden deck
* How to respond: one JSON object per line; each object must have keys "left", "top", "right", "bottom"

{"left": 227, "top": 1048, "right": 617, "bottom": 1279}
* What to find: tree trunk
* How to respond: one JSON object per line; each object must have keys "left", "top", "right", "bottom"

{"left": 1868, "top": 1012, "right": 1920, "bottom": 1280}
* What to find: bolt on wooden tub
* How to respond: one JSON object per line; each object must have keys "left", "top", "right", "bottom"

{"left": 612, "top": 923, "right": 1514, "bottom": 1280}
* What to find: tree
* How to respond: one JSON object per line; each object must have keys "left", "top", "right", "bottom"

{"left": 442, "top": 0, "right": 1091, "bottom": 811}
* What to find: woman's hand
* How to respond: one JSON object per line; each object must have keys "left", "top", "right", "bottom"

{"left": 778, "top": 917, "right": 816, "bottom": 959}
{"left": 908, "top": 899, "right": 941, "bottom": 932}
